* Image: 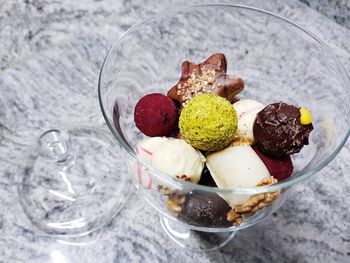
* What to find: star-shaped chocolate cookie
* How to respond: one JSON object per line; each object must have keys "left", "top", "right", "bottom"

{"left": 167, "top": 53, "right": 244, "bottom": 107}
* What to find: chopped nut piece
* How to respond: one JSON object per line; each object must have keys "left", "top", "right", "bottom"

{"left": 207, "top": 77, "right": 214, "bottom": 84}
{"left": 227, "top": 176, "right": 280, "bottom": 226}
{"left": 176, "top": 69, "right": 228, "bottom": 105}
{"left": 227, "top": 210, "right": 241, "bottom": 221}
{"left": 158, "top": 186, "right": 173, "bottom": 196}
{"left": 233, "top": 217, "right": 243, "bottom": 226}
{"left": 229, "top": 137, "right": 254, "bottom": 146}
{"left": 166, "top": 194, "right": 186, "bottom": 216}
{"left": 167, "top": 199, "right": 182, "bottom": 213}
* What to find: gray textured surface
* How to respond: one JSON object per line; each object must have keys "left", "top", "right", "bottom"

{"left": 298, "top": 0, "right": 350, "bottom": 29}
{"left": 0, "top": 0, "right": 349, "bottom": 262}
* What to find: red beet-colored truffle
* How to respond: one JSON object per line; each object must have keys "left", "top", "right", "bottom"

{"left": 253, "top": 145, "right": 293, "bottom": 181}
{"left": 134, "top": 93, "right": 178, "bottom": 137}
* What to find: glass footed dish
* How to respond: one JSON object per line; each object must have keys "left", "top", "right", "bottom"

{"left": 16, "top": 126, "right": 131, "bottom": 236}
{"left": 98, "top": 4, "right": 350, "bottom": 250}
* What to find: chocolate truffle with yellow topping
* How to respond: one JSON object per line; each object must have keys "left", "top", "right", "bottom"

{"left": 253, "top": 102, "right": 313, "bottom": 157}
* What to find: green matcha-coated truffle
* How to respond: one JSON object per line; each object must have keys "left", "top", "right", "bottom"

{"left": 179, "top": 94, "right": 237, "bottom": 151}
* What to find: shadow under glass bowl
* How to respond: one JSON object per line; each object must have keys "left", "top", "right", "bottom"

{"left": 98, "top": 4, "right": 350, "bottom": 250}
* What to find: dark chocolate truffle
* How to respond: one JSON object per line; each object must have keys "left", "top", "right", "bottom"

{"left": 134, "top": 93, "right": 178, "bottom": 137}
{"left": 253, "top": 102, "right": 313, "bottom": 157}
{"left": 167, "top": 53, "right": 244, "bottom": 107}
{"left": 178, "top": 191, "right": 232, "bottom": 228}
{"left": 253, "top": 145, "right": 293, "bottom": 181}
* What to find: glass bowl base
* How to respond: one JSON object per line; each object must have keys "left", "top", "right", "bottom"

{"left": 159, "top": 215, "right": 236, "bottom": 251}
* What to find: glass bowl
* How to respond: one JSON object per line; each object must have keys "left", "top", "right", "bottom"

{"left": 98, "top": 4, "right": 350, "bottom": 250}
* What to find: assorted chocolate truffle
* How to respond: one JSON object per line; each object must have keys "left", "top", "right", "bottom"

{"left": 253, "top": 102, "right": 313, "bottom": 157}
{"left": 136, "top": 137, "right": 205, "bottom": 184}
{"left": 134, "top": 93, "right": 178, "bottom": 137}
{"left": 170, "top": 191, "right": 232, "bottom": 228}
{"left": 206, "top": 141, "right": 270, "bottom": 207}
{"left": 167, "top": 53, "right": 244, "bottom": 107}
{"left": 130, "top": 53, "right": 314, "bottom": 229}
{"left": 233, "top": 99, "right": 265, "bottom": 142}
{"left": 179, "top": 94, "right": 238, "bottom": 151}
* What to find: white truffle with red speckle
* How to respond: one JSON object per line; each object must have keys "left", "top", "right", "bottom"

{"left": 136, "top": 137, "right": 205, "bottom": 184}
{"left": 233, "top": 99, "right": 264, "bottom": 142}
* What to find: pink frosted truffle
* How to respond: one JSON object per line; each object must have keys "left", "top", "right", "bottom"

{"left": 134, "top": 93, "right": 178, "bottom": 137}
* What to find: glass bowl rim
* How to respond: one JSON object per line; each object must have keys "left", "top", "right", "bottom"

{"left": 98, "top": 3, "right": 350, "bottom": 195}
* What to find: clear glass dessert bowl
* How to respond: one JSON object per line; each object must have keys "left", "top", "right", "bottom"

{"left": 98, "top": 4, "right": 350, "bottom": 250}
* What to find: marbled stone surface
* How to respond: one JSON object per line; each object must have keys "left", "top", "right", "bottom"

{"left": 298, "top": 0, "right": 350, "bottom": 29}
{"left": 0, "top": 0, "right": 349, "bottom": 262}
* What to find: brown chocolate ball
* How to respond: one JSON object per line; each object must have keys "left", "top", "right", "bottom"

{"left": 253, "top": 102, "right": 313, "bottom": 157}
{"left": 178, "top": 191, "right": 232, "bottom": 228}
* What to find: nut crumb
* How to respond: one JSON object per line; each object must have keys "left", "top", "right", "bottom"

{"left": 167, "top": 194, "right": 186, "bottom": 216}
{"left": 229, "top": 137, "right": 254, "bottom": 146}
{"left": 179, "top": 70, "right": 220, "bottom": 106}
{"left": 227, "top": 176, "right": 280, "bottom": 226}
